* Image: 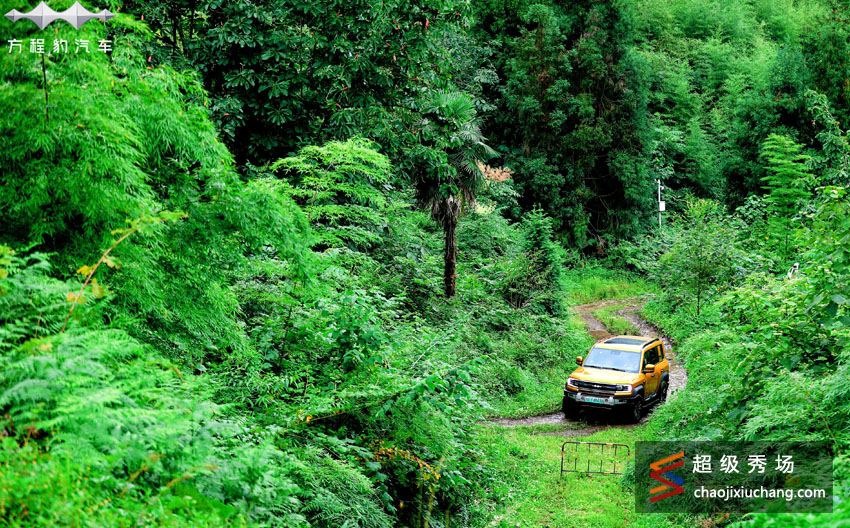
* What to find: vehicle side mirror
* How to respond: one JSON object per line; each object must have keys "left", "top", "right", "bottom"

{"left": 643, "top": 364, "right": 655, "bottom": 374}
{"left": 576, "top": 356, "right": 583, "bottom": 366}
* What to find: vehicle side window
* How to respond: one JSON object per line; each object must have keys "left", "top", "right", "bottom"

{"left": 657, "top": 344, "right": 664, "bottom": 361}
{"left": 646, "top": 345, "right": 660, "bottom": 365}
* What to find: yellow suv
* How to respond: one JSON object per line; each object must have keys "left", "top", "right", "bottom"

{"left": 562, "top": 335, "right": 670, "bottom": 423}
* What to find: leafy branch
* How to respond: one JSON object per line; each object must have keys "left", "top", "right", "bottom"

{"left": 61, "top": 211, "right": 187, "bottom": 333}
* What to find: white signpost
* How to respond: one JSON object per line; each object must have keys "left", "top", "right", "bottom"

{"left": 656, "top": 180, "right": 664, "bottom": 227}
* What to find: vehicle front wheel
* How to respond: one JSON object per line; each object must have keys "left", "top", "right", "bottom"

{"left": 659, "top": 380, "right": 669, "bottom": 403}
{"left": 562, "top": 396, "right": 579, "bottom": 420}
{"left": 628, "top": 396, "right": 643, "bottom": 423}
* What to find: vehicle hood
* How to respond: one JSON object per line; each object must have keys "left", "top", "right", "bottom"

{"left": 570, "top": 366, "right": 641, "bottom": 384}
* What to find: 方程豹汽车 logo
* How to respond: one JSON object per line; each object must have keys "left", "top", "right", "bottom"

{"left": 650, "top": 451, "right": 685, "bottom": 503}
{"left": 4, "top": 1, "right": 114, "bottom": 30}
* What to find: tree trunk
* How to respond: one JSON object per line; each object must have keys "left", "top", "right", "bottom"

{"left": 444, "top": 217, "right": 457, "bottom": 297}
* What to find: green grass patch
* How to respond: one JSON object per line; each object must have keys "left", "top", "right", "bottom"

{"left": 474, "top": 422, "right": 701, "bottom": 528}
{"left": 593, "top": 302, "right": 639, "bottom": 335}
{"left": 563, "top": 266, "right": 657, "bottom": 305}
{"left": 484, "top": 364, "right": 572, "bottom": 418}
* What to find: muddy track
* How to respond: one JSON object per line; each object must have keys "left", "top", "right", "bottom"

{"left": 488, "top": 296, "right": 686, "bottom": 435}
{"left": 616, "top": 304, "right": 687, "bottom": 396}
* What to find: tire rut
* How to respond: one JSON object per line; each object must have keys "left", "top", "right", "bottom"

{"left": 488, "top": 296, "right": 686, "bottom": 435}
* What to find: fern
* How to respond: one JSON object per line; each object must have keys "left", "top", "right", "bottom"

{"left": 299, "top": 450, "right": 393, "bottom": 528}
{"left": 0, "top": 249, "right": 77, "bottom": 349}
{"left": 759, "top": 134, "right": 813, "bottom": 262}
{"left": 0, "top": 254, "right": 309, "bottom": 526}
{"left": 272, "top": 138, "right": 393, "bottom": 250}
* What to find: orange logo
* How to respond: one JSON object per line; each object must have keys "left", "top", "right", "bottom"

{"left": 650, "top": 451, "right": 685, "bottom": 502}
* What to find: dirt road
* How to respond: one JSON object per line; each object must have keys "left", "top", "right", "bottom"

{"left": 489, "top": 297, "right": 686, "bottom": 434}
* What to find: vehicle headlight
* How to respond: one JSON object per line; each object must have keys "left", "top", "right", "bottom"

{"left": 566, "top": 377, "right": 579, "bottom": 389}
{"left": 615, "top": 384, "right": 633, "bottom": 394}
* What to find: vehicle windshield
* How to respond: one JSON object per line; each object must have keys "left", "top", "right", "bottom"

{"left": 582, "top": 347, "right": 641, "bottom": 373}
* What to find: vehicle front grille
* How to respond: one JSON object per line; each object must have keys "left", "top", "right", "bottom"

{"left": 576, "top": 380, "right": 618, "bottom": 395}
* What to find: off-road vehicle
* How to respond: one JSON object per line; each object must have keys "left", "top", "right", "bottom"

{"left": 562, "top": 335, "right": 670, "bottom": 423}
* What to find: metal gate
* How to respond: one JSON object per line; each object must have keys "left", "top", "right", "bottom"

{"left": 560, "top": 441, "right": 630, "bottom": 477}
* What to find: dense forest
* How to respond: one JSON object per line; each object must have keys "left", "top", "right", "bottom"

{"left": 1, "top": 0, "right": 849, "bottom": 526}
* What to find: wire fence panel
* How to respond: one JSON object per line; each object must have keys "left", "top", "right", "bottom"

{"left": 560, "top": 441, "right": 631, "bottom": 477}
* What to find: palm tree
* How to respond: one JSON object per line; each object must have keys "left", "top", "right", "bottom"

{"left": 413, "top": 91, "right": 495, "bottom": 297}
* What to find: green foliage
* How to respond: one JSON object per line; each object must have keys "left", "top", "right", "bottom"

{"left": 624, "top": 0, "right": 850, "bottom": 213}
{"left": 475, "top": 310, "right": 593, "bottom": 418}
{"left": 759, "top": 134, "right": 813, "bottom": 261}
{"left": 501, "top": 208, "right": 563, "bottom": 314}
{"left": 6, "top": 0, "right": 850, "bottom": 525}
{"left": 796, "top": 186, "right": 850, "bottom": 337}
{"left": 0, "top": 13, "right": 201, "bottom": 251}
{"left": 800, "top": 2, "right": 850, "bottom": 127}
{"left": 807, "top": 89, "right": 850, "bottom": 184}
{"left": 500, "top": 250, "right": 552, "bottom": 311}
{"left": 297, "top": 450, "right": 393, "bottom": 528}
{"left": 652, "top": 199, "right": 741, "bottom": 315}
{"left": 0, "top": 8, "right": 314, "bottom": 362}
{"left": 639, "top": 179, "right": 850, "bottom": 527}
{"left": 120, "top": 0, "right": 470, "bottom": 170}
{"left": 413, "top": 91, "right": 495, "bottom": 209}
{"left": 272, "top": 138, "right": 392, "bottom": 250}
{"left": 0, "top": 255, "right": 308, "bottom": 527}
{"left": 0, "top": 249, "right": 75, "bottom": 349}
{"left": 1, "top": 10, "right": 503, "bottom": 527}
{"left": 0, "top": 437, "right": 250, "bottom": 526}
{"left": 326, "top": 292, "right": 389, "bottom": 372}
{"left": 475, "top": 0, "right": 653, "bottom": 247}
{"left": 521, "top": 208, "right": 562, "bottom": 290}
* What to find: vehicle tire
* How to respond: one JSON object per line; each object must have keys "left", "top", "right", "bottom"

{"left": 659, "top": 379, "right": 669, "bottom": 403}
{"left": 562, "top": 396, "right": 578, "bottom": 420}
{"left": 628, "top": 395, "right": 643, "bottom": 423}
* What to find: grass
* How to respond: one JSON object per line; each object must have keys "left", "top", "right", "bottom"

{"left": 562, "top": 266, "right": 658, "bottom": 305}
{"left": 475, "top": 422, "right": 697, "bottom": 528}
{"left": 486, "top": 364, "right": 573, "bottom": 418}
{"left": 482, "top": 314, "right": 594, "bottom": 419}
{"left": 592, "top": 303, "right": 639, "bottom": 336}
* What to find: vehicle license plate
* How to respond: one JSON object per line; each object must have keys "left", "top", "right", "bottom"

{"left": 582, "top": 395, "right": 607, "bottom": 404}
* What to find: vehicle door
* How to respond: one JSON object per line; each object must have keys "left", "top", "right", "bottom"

{"left": 642, "top": 345, "right": 660, "bottom": 395}
{"left": 657, "top": 342, "right": 669, "bottom": 374}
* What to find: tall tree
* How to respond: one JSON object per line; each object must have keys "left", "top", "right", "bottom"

{"left": 760, "top": 134, "right": 813, "bottom": 262}
{"left": 473, "top": 0, "right": 651, "bottom": 249}
{"left": 412, "top": 91, "right": 495, "bottom": 297}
